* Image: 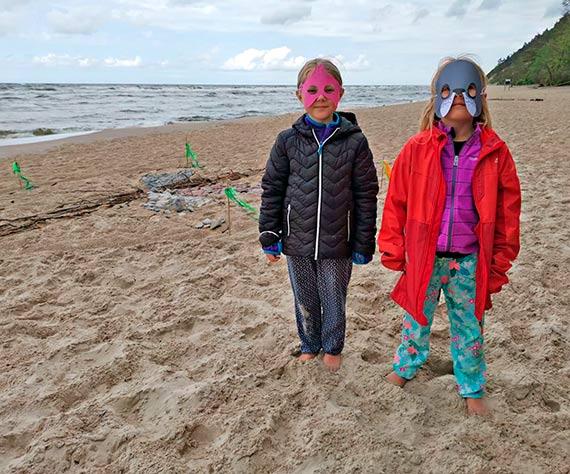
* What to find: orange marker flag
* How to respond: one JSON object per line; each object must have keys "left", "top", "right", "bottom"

{"left": 382, "top": 160, "right": 392, "bottom": 181}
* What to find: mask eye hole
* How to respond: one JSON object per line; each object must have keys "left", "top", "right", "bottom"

{"left": 306, "top": 85, "right": 318, "bottom": 95}
{"left": 324, "top": 85, "right": 336, "bottom": 94}
{"left": 441, "top": 84, "right": 450, "bottom": 99}
{"left": 468, "top": 83, "right": 477, "bottom": 98}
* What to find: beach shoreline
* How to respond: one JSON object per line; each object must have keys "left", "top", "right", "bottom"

{"left": 1, "top": 84, "right": 569, "bottom": 473}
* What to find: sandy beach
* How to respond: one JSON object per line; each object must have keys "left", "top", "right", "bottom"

{"left": 1, "top": 85, "right": 569, "bottom": 473}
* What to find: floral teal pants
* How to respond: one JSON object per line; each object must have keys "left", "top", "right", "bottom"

{"left": 392, "top": 253, "right": 486, "bottom": 398}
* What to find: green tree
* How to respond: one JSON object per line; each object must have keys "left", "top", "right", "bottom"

{"left": 528, "top": 32, "right": 570, "bottom": 85}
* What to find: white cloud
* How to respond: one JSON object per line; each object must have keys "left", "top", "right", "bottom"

{"left": 47, "top": 7, "right": 107, "bottom": 35}
{"left": 223, "top": 47, "right": 306, "bottom": 71}
{"left": 223, "top": 48, "right": 370, "bottom": 74}
{"left": 33, "top": 53, "right": 94, "bottom": 67}
{"left": 337, "top": 54, "right": 370, "bottom": 71}
{"left": 79, "top": 57, "right": 99, "bottom": 67}
{"left": 223, "top": 49, "right": 263, "bottom": 71}
{"left": 104, "top": 56, "right": 143, "bottom": 67}
{"left": 32, "top": 53, "right": 142, "bottom": 68}
{"left": 260, "top": 6, "right": 311, "bottom": 25}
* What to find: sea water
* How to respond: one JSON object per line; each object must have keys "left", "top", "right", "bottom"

{"left": 0, "top": 83, "right": 430, "bottom": 143}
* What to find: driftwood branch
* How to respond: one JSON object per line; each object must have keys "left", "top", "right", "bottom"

{"left": 0, "top": 190, "right": 144, "bottom": 237}
{"left": 163, "top": 169, "right": 255, "bottom": 192}
{"left": 0, "top": 170, "right": 259, "bottom": 238}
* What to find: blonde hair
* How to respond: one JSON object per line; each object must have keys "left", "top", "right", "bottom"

{"left": 419, "top": 56, "right": 492, "bottom": 132}
{"left": 297, "top": 58, "right": 343, "bottom": 89}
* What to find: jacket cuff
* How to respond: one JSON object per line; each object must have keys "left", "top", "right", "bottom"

{"left": 263, "top": 241, "right": 282, "bottom": 256}
{"left": 352, "top": 252, "right": 372, "bottom": 265}
{"left": 381, "top": 254, "right": 405, "bottom": 271}
{"left": 259, "top": 230, "right": 281, "bottom": 247}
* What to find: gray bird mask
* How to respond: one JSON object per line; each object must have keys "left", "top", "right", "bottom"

{"left": 434, "top": 60, "right": 483, "bottom": 119}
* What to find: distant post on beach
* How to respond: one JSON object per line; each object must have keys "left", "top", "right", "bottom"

{"left": 504, "top": 78, "right": 512, "bottom": 90}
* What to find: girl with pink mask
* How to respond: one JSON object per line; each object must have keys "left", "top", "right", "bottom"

{"left": 259, "top": 58, "right": 379, "bottom": 371}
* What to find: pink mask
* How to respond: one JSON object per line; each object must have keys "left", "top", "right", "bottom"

{"left": 300, "top": 65, "right": 342, "bottom": 108}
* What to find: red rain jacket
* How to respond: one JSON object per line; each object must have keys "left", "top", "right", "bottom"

{"left": 378, "top": 125, "right": 521, "bottom": 326}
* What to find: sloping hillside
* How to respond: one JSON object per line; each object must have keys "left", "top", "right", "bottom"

{"left": 488, "top": 13, "right": 570, "bottom": 86}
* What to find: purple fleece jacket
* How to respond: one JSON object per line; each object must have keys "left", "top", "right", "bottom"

{"left": 304, "top": 113, "right": 340, "bottom": 143}
{"left": 436, "top": 122, "right": 481, "bottom": 254}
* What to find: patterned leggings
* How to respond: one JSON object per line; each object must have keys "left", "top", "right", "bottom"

{"left": 393, "top": 253, "right": 487, "bottom": 398}
{"left": 286, "top": 256, "right": 353, "bottom": 355}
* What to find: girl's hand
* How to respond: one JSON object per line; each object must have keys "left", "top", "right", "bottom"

{"left": 352, "top": 252, "right": 372, "bottom": 265}
{"left": 262, "top": 241, "right": 282, "bottom": 262}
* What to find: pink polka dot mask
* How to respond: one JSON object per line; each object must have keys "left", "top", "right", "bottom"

{"left": 299, "top": 65, "right": 342, "bottom": 108}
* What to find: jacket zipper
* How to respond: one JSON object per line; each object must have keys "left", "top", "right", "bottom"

{"left": 446, "top": 129, "right": 479, "bottom": 252}
{"left": 286, "top": 203, "right": 291, "bottom": 237}
{"left": 312, "top": 127, "right": 340, "bottom": 260}
{"left": 446, "top": 154, "right": 459, "bottom": 251}
{"left": 347, "top": 210, "right": 351, "bottom": 242}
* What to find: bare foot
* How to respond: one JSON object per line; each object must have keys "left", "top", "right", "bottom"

{"left": 465, "top": 397, "right": 488, "bottom": 416}
{"left": 385, "top": 371, "right": 408, "bottom": 387}
{"left": 323, "top": 353, "right": 341, "bottom": 372}
{"left": 299, "top": 353, "right": 317, "bottom": 361}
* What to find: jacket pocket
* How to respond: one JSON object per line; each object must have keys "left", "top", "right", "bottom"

{"left": 409, "top": 170, "right": 437, "bottom": 223}
{"left": 475, "top": 158, "right": 499, "bottom": 201}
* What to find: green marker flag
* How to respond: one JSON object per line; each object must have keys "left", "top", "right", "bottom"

{"left": 224, "top": 187, "right": 259, "bottom": 221}
{"left": 12, "top": 161, "right": 34, "bottom": 190}
{"left": 185, "top": 143, "right": 204, "bottom": 169}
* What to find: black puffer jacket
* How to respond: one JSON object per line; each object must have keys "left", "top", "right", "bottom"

{"left": 259, "top": 112, "right": 379, "bottom": 259}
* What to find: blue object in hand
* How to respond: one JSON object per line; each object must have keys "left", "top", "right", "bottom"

{"left": 352, "top": 252, "right": 372, "bottom": 265}
{"left": 263, "top": 241, "right": 282, "bottom": 256}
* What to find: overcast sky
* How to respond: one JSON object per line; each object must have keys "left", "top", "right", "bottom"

{"left": 0, "top": 0, "right": 566, "bottom": 85}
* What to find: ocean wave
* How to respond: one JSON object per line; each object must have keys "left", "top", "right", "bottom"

{"left": 175, "top": 115, "right": 211, "bottom": 122}
{"left": 0, "top": 83, "right": 430, "bottom": 136}
{"left": 29, "top": 86, "right": 57, "bottom": 91}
